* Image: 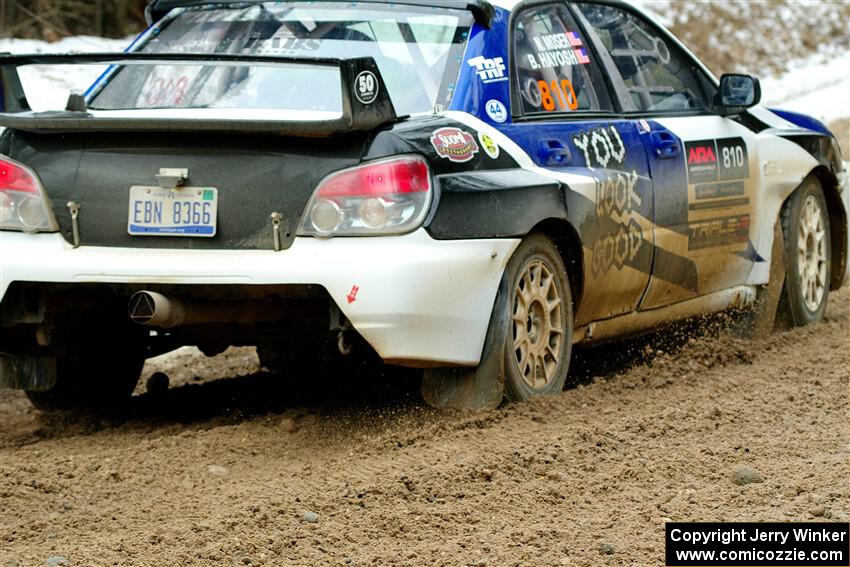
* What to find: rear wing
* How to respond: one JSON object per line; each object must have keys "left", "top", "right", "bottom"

{"left": 0, "top": 53, "right": 398, "bottom": 138}
{"left": 146, "top": 0, "right": 495, "bottom": 29}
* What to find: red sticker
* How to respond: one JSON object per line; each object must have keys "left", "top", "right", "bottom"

{"left": 430, "top": 128, "right": 479, "bottom": 163}
{"left": 347, "top": 285, "right": 360, "bottom": 304}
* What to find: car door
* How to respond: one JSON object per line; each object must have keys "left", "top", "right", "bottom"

{"left": 574, "top": 2, "right": 761, "bottom": 310}
{"left": 497, "top": 2, "right": 656, "bottom": 326}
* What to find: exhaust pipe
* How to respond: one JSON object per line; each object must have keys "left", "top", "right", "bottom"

{"left": 128, "top": 291, "right": 328, "bottom": 329}
{"left": 129, "top": 291, "right": 188, "bottom": 328}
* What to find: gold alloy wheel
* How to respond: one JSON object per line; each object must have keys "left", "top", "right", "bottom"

{"left": 798, "top": 194, "right": 828, "bottom": 312}
{"left": 512, "top": 259, "right": 564, "bottom": 390}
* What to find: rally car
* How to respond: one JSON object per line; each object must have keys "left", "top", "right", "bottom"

{"left": 0, "top": 0, "right": 847, "bottom": 412}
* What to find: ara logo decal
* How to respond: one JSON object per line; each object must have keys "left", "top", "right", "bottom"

{"left": 431, "top": 128, "right": 479, "bottom": 163}
{"left": 685, "top": 140, "right": 719, "bottom": 184}
{"left": 688, "top": 145, "right": 717, "bottom": 165}
{"left": 467, "top": 56, "right": 508, "bottom": 83}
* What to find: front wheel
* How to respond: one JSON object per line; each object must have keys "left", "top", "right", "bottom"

{"left": 778, "top": 178, "right": 831, "bottom": 327}
{"left": 502, "top": 234, "right": 574, "bottom": 401}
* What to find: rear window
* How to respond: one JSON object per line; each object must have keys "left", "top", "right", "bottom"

{"left": 90, "top": 3, "right": 472, "bottom": 116}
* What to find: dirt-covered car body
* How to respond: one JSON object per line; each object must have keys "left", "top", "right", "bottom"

{"left": 0, "top": 0, "right": 847, "bottom": 409}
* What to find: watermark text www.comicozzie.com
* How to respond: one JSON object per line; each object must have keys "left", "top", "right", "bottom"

{"left": 665, "top": 523, "right": 850, "bottom": 566}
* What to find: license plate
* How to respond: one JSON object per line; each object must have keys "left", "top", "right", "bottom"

{"left": 128, "top": 186, "right": 218, "bottom": 237}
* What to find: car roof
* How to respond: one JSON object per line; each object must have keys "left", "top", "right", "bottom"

{"left": 147, "top": 0, "right": 647, "bottom": 29}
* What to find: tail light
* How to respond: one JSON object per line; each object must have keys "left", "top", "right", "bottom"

{"left": 0, "top": 156, "right": 58, "bottom": 233}
{"left": 299, "top": 155, "right": 432, "bottom": 237}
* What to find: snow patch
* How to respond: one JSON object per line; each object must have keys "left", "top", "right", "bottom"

{"left": 761, "top": 51, "right": 850, "bottom": 124}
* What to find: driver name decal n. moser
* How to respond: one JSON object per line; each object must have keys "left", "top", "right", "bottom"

{"left": 431, "top": 128, "right": 480, "bottom": 163}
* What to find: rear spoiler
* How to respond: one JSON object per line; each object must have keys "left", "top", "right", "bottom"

{"left": 0, "top": 53, "right": 398, "bottom": 138}
{"left": 146, "top": 0, "right": 495, "bottom": 29}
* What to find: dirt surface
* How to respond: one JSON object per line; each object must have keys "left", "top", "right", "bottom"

{"left": 0, "top": 287, "right": 848, "bottom": 566}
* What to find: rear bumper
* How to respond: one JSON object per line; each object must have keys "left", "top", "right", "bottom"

{"left": 0, "top": 230, "right": 519, "bottom": 366}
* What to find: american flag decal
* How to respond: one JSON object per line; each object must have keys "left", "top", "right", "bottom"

{"left": 575, "top": 47, "right": 591, "bottom": 65}
{"left": 566, "top": 31, "right": 583, "bottom": 47}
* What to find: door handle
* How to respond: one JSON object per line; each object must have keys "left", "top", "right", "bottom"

{"left": 538, "top": 139, "right": 571, "bottom": 166}
{"left": 650, "top": 131, "right": 680, "bottom": 159}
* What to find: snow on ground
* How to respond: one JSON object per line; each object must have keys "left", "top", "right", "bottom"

{"left": 0, "top": 34, "right": 847, "bottom": 123}
{"left": 761, "top": 51, "right": 850, "bottom": 124}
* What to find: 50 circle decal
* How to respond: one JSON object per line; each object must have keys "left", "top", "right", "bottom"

{"left": 354, "top": 71, "right": 379, "bottom": 105}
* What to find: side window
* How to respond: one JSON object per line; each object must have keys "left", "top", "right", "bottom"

{"left": 513, "top": 3, "right": 612, "bottom": 116}
{"left": 576, "top": 3, "right": 716, "bottom": 113}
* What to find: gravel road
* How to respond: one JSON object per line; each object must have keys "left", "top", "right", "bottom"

{"left": 0, "top": 287, "right": 847, "bottom": 566}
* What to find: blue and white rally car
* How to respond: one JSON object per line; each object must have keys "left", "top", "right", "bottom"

{"left": 0, "top": 0, "right": 847, "bottom": 411}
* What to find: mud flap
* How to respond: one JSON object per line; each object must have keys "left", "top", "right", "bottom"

{"left": 421, "top": 278, "right": 508, "bottom": 411}
{"left": 746, "top": 221, "right": 786, "bottom": 338}
{"left": 0, "top": 355, "right": 57, "bottom": 391}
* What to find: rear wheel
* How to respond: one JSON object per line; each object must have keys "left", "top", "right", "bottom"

{"left": 26, "top": 327, "right": 146, "bottom": 413}
{"left": 503, "top": 234, "right": 573, "bottom": 401}
{"left": 778, "top": 178, "right": 831, "bottom": 327}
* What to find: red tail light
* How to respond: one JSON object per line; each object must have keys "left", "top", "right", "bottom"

{"left": 0, "top": 158, "right": 39, "bottom": 193}
{"left": 317, "top": 157, "right": 431, "bottom": 198}
{"left": 300, "top": 156, "right": 433, "bottom": 237}
{"left": 0, "top": 155, "right": 57, "bottom": 233}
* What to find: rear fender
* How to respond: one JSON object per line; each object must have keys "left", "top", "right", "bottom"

{"left": 427, "top": 169, "right": 567, "bottom": 239}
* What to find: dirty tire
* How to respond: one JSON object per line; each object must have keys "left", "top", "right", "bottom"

{"left": 778, "top": 177, "right": 831, "bottom": 327}
{"left": 26, "top": 348, "right": 144, "bottom": 413}
{"left": 503, "top": 234, "right": 573, "bottom": 402}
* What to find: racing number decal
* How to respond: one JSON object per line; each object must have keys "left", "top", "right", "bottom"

{"left": 716, "top": 138, "right": 749, "bottom": 180}
{"left": 685, "top": 137, "right": 749, "bottom": 186}
{"left": 145, "top": 76, "right": 189, "bottom": 106}
{"left": 355, "top": 71, "right": 379, "bottom": 105}
{"left": 537, "top": 79, "right": 579, "bottom": 112}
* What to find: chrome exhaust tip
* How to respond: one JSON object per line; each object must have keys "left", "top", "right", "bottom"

{"left": 128, "top": 291, "right": 186, "bottom": 328}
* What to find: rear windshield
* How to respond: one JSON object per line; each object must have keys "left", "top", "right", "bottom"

{"left": 90, "top": 3, "right": 472, "bottom": 116}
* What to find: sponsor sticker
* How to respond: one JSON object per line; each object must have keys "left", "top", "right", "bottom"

{"left": 431, "top": 127, "right": 480, "bottom": 163}
{"left": 694, "top": 181, "right": 746, "bottom": 200}
{"left": 686, "top": 140, "right": 719, "bottom": 184}
{"left": 688, "top": 214, "right": 750, "bottom": 251}
{"left": 468, "top": 56, "right": 508, "bottom": 83}
{"left": 686, "top": 137, "right": 749, "bottom": 184}
{"left": 485, "top": 99, "right": 508, "bottom": 123}
{"left": 354, "top": 71, "right": 379, "bottom": 105}
{"left": 478, "top": 132, "right": 500, "bottom": 159}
